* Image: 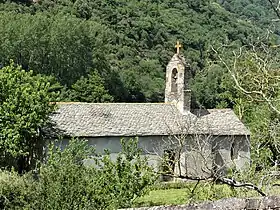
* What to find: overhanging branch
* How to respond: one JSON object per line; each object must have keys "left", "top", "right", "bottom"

{"left": 218, "top": 177, "right": 266, "bottom": 197}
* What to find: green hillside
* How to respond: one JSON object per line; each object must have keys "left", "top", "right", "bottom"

{"left": 0, "top": 0, "right": 270, "bottom": 104}
{"left": 218, "top": 0, "right": 279, "bottom": 30}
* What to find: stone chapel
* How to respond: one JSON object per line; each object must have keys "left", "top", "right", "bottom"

{"left": 51, "top": 42, "right": 250, "bottom": 178}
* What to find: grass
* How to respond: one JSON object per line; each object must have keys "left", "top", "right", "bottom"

{"left": 133, "top": 181, "right": 264, "bottom": 208}
{"left": 132, "top": 169, "right": 280, "bottom": 208}
{"left": 134, "top": 188, "right": 189, "bottom": 207}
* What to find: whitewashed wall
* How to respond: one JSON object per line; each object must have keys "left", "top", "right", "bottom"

{"left": 59, "top": 134, "right": 250, "bottom": 178}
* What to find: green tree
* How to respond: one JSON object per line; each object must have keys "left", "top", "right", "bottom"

{"left": 0, "top": 12, "right": 95, "bottom": 86}
{"left": 214, "top": 42, "right": 280, "bottom": 168}
{"left": 191, "top": 64, "right": 234, "bottom": 109}
{"left": 0, "top": 62, "right": 60, "bottom": 173}
{"left": 68, "top": 71, "right": 113, "bottom": 102}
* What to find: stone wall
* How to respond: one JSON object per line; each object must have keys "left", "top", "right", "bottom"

{"left": 122, "top": 196, "right": 280, "bottom": 210}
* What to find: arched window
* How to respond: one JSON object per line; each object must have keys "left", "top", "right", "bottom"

{"left": 171, "top": 68, "right": 178, "bottom": 92}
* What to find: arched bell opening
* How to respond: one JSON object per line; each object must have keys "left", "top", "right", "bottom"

{"left": 171, "top": 68, "right": 178, "bottom": 93}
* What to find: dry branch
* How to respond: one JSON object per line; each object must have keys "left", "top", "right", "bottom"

{"left": 218, "top": 177, "right": 266, "bottom": 196}
{"left": 211, "top": 45, "right": 280, "bottom": 115}
{"left": 268, "top": 0, "right": 280, "bottom": 20}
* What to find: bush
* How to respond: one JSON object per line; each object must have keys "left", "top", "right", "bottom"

{"left": 36, "top": 138, "right": 156, "bottom": 209}
{"left": 0, "top": 170, "right": 37, "bottom": 210}
{"left": 0, "top": 138, "right": 156, "bottom": 210}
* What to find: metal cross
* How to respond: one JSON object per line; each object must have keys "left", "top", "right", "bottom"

{"left": 175, "top": 41, "right": 182, "bottom": 54}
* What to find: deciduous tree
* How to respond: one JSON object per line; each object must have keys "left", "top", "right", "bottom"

{"left": 0, "top": 62, "right": 60, "bottom": 173}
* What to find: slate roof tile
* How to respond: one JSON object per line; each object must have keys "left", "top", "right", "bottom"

{"left": 50, "top": 103, "right": 250, "bottom": 137}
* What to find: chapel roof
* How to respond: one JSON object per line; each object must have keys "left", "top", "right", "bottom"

{"left": 50, "top": 102, "right": 250, "bottom": 137}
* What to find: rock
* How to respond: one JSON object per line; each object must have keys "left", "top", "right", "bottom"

{"left": 122, "top": 196, "right": 280, "bottom": 210}
{"left": 259, "top": 196, "right": 280, "bottom": 209}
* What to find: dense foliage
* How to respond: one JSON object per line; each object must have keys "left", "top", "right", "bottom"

{"left": 0, "top": 138, "right": 156, "bottom": 210}
{"left": 0, "top": 63, "right": 59, "bottom": 173}
{"left": 217, "top": 0, "right": 280, "bottom": 33}
{"left": 0, "top": 0, "right": 268, "bottom": 103}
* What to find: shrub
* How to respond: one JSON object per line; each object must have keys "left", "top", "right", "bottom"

{"left": 0, "top": 138, "right": 156, "bottom": 210}
{"left": 0, "top": 170, "right": 37, "bottom": 209}
{"left": 34, "top": 138, "right": 157, "bottom": 210}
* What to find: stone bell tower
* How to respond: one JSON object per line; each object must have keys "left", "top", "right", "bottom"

{"left": 165, "top": 41, "right": 191, "bottom": 114}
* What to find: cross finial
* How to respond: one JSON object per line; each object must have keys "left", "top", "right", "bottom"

{"left": 175, "top": 41, "right": 182, "bottom": 54}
